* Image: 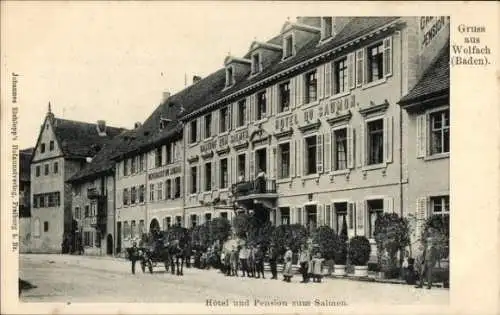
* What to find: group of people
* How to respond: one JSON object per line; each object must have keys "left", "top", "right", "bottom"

{"left": 219, "top": 243, "right": 273, "bottom": 279}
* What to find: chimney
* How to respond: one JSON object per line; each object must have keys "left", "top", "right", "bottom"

{"left": 134, "top": 122, "right": 142, "bottom": 129}
{"left": 162, "top": 91, "right": 171, "bottom": 102}
{"left": 96, "top": 120, "right": 107, "bottom": 136}
{"left": 192, "top": 75, "right": 202, "bottom": 84}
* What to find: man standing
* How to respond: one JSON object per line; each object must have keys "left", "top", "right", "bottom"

{"left": 268, "top": 244, "right": 278, "bottom": 280}
{"left": 416, "top": 229, "right": 438, "bottom": 289}
{"left": 283, "top": 246, "right": 293, "bottom": 282}
{"left": 255, "top": 245, "right": 265, "bottom": 279}
{"left": 248, "top": 244, "right": 256, "bottom": 277}
{"left": 230, "top": 246, "right": 239, "bottom": 276}
{"left": 239, "top": 244, "right": 249, "bottom": 277}
{"left": 298, "top": 244, "right": 311, "bottom": 283}
{"left": 129, "top": 241, "right": 139, "bottom": 275}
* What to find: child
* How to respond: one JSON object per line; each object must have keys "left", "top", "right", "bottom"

{"left": 311, "top": 252, "right": 325, "bottom": 283}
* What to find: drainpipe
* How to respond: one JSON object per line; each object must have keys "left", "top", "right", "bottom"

{"left": 113, "top": 168, "right": 116, "bottom": 256}
{"left": 397, "top": 29, "right": 404, "bottom": 218}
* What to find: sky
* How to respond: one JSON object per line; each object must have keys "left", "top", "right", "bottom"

{"left": 3, "top": 2, "right": 297, "bottom": 149}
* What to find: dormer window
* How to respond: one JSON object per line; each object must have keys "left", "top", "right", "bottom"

{"left": 321, "top": 17, "right": 333, "bottom": 40}
{"left": 283, "top": 35, "right": 294, "bottom": 59}
{"left": 251, "top": 53, "right": 261, "bottom": 74}
{"left": 225, "top": 66, "right": 234, "bottom": 87}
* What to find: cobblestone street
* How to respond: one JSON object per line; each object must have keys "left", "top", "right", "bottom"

{"left": 20, "top": 254, "right": 448, "bottom": 305}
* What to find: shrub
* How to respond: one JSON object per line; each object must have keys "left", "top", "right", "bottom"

{"left": 247, "top": 220, "right": 275, "bottom": 250}
{"left": 312, "top": 226, "right": 337, "bottom": 260}
{"left": 421, "top": 214, "right": 449, "bottom": 260}
{"left": 232, "top": 213, "right": 258, "bottom": 239}
{"left": 348, "top": 236, "right": 371, "bottom": 266}
{"left": 271, "top": 224, "right": 307, "bottom": 255}
{"left": 209, "top": 217, "right": 231, "bottom": 243}
{"left": 191, "top": 223, "right": 211, "bottom": 250}
{"left": 373, "top": 213, "right": 410, "bottom": 273}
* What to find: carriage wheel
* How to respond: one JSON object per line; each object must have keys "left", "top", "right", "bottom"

{"left": 148, "top": 260, "right": 153, "bottom": 274}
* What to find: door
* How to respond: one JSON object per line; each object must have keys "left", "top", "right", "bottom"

{"left": 256, "top": 148, "right": 267, "bottom": 174}
{"left": 106, "top": 234, "right": 113, "bottom": 255}
{"left": 116, "top": 222, "right": 122, "bottom": 254}
{"left": 305, "top": 205, "right": 317, "bottom": 233}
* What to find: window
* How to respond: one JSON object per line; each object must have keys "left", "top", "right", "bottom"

{"left": 430, "top": 110, "right": 450, "bottom": 155}
{"left": 131, "top": 157, "right": 136, "bottom": 174}
{"left": 155, "top": 147, "right": 162, "bottom": 168}
{"left": 367, "top": 42, "right": 384, "bottom": 83}
{"left": 204, "top": 213, "right": 212, "bottom": 223}
{"left": 123, "top": 188, "right": 129, "bottom": 205}
{"left": 237, "top": 154, "right": 246, "bottom": 180}
{"left": 237, "top": 99, "right": 247, "bottom": 127}
{"left": 175, "top": 216, "right": 182, "bottom": 227}
{"left": 367, "top": 119, "right": 384, "bottom": 165}
{"left": 39, "top": 195, "right": 46, "bottom": 207}
{"left": 43, "top": 221, "right": 49, "bottom": 232}
{"left": 252, "top": 53, "right": 261, "bottom": 74}
{"left": 256, "top": 91, "right": 267, "bottom": 120}
{"left": 139, "top": 185, "right": 145, "bottom": 203}
{"left": 220, "top": 212, "right": 228, "bottom": 219}
{"left": 90, "top": 202, "right": 97, "bottom": 217}
{"left": 279, "top": 81, "right": 290, "bottom": 112}
{"left": 83, "top": 231, "right": 92, "bottom": 246}
{"left": 431, "top": 196, "right": 450, "bottom": 216}
{"left": 53, "top": 162, "right": 59, "bottom": 174}
{"left": 190, "top": 120, "right": 198, "bottom": 143}
{"left": 75, "top": 207, "right": 80, "bottom": 220}
{"left": 190, "top": 166, "right": 197, "bottom": 193}
{"left": 284, "top": 35, "right": 293, "bottom": 59}
{"left": 164, "top": 217, "right": 172, "bottom": 230}
{"left": 95, "top": 231, "right": 101, "bottom": 248}
{"left": 305, "top": 71, "right": 318, "bottom": 104}
{"left": 85, "top": 205, "right": 90, "bottom": 217}
{"left": 334, "top": 58, "right": 348, "bottom": 94}
{"left": 123, "top": 221, "right": 130, "bottom": 239}
{"left": 131, "top": 187, "right": 137, "bottom": 204}
{"left": 174, "top": 177, "right": 181, "bottom": 198}
{"left": 149, "top": 184, "right": 155, "bottom": 201}
{"left": 220, "top": 107, "right": 229, "bottom": 133}
{"left": 204, "top": 113, "right": 212, "bottom": 139}
{"left": 49, "top": 140, "right": 54, "bottom": 151}
{"left": 226, "top": 66, "right": 234, "bottom": 87}
{"left": 367, "top": 199, "right": 384, "bottom": 238}
{"left": 166, "top": 179, "right": 172, "bottom": 199}
{"left": 220, "top": 158, "right": 228, "bottom": 189}
{"left": 334, "top": 128, "right": 347, "bottom": 170}
{"left": 278, "top": 143, "right": 290, "bottom": 179}
{"left": 131, "top": 220, "right": 137, "bottom": 239}
{"left": 305, "top": 205, "right": 317, "bottom": 233}
{"left": 334, "top": 202, "right": 348, "bottom": 233}
{"left": 205, "top": 162, "right": 212, "bottom": 191}
{"left": 33, "top": 218, "right": 40, "bottom": 238}
{"left": 36, "top": 166, "right": 40, "bottom": 177}
{"left": 280, "top": 207, "right": 290, "bottom": 225}
{"left": 44, "top": 164, "right": 49, "bottom": 176}
{"left": 305, "top": 136, "right": 317, "bottom": 175}
{"left": 322, "top": 17, "right": 333, "bottom": 39}
{"left": 157, "top": 182, "right": 163, "bottom": 200}
{"left": 190, "top": 214, "right": 198, "bottom": 228}
{"left": 123, "top": 160, "right": 129, "bottom": 176}
{"left": 139, "top": 220, "right": 145, "bottom": 237}
{"left": 41, "top": 143, "right": 46, "bottom": 153}
{"left": 139, "top": 154, "right": 145, "bottom": 172}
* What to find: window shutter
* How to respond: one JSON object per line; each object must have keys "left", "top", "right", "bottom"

{"left": 296, "top": 75, "right": 304, "bottom": 107}
{"left": 246, "top": 97, "right": 251, "bottom": 125}
{"left": 250, "top": 150, "right": 255, "bottom": 180}
{"left": 196, "top": 118, "right": 201, "bottom": 142}
{"left": 228, "top": 156, "right": 233, "bottom": 187}
{"left": 356, "top": 123, "right": 365, "bottom": 167}
{"left": 270, "top": 145, "right": 277, "bottom": 180}
{"left": 348, "top": 202, "right": 355, "bottom": 230}
{"left": 384, "top": 197, "right": 394, "bottom": 213}
{"left": 228, "top": 104, "right": 233, "bottom": 131}
{"left": 290, "top": 77, "right": 296, "bottom": 109}
{"left": 317, "top": 134, "right": 324, "bottom": 174}
{"left": 214, "top": 159, "right": 219, "bottom": 189}
{"left": 233, "top": 155, "right": 238, "bottom": 185}
{"left": 296, "top": 139, "right": 302, "bottom": 177}
{"left": 318, "top": 204, "right": 325, "bottom": 226}
{"left": 197, "top": 165, "right": 201, "bottom": 194}
{"left": 348, "top": 52, "right": 356, "bottom": 89}
{"left": 324, "top": 129, "right": 331, "bottom": 172}
{"left": 273, "top": 85, "right": 279, "bottom": 114}
{"left": 213, "top": 111, "right": 218, "bottom": 136}
{"left": 200, "top": 116, "right": 205, "bottom": 140}
{"left": 290, "top": 141, "right": 296, "bottom": 177}
{"left": 415, "top": 197, "right": 428, "bottom": 241}
{"left": 276, "top": 208, "right": 281, "bottom": 226}
{"left": 211, "top": 161, "right": 216, "bottom": 189}
{"left": 356, "top": 49, "right": 364, "bottom": 87}
{"left": 317, "top": 65, "right": 324, "bottom": 100}
{"left": 384, "top": 116, "right": 393, "bottom": 163}
{"left": 347, "top": 126, "right": 355, "bottom": 169}
{"left": 324, "top": 62, "right": 332, "bottom": 97}
{"left": 356, "top": 200, "right": 365, "bottom": 236}
{"left": 416, "top": 114, "right": 427, "bottom": 158}
{"left": 383, "top": 36, "right": 393, "bottom": 77}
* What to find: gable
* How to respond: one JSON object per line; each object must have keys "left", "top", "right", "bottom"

{"left": 32, "top": 117, "right": 63, "bottom": 163}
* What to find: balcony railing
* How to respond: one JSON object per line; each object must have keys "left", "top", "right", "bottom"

{"left": 87, "top": 188, "right": 103, "bottom": 199}
{"left": 232, "top": 178, "right": 277, "bottom": 198}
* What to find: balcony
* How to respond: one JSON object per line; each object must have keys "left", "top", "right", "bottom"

{"left": 87, "top": 188, "right": 104, "bottom": 200}
{"left": 231, "top": 178, "right": 278, "bottom": 201}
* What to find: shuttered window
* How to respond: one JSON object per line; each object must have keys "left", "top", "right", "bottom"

{"left": 305, "top": 136, "right": 317, "bottom": 175}
{"left": 205, "top": 162, "right": 212, "bottom": 191}
{"left": 367, "top": 199, "right": 384, "bottom": 238}
{"left": 334, "top": 57, "right": 348, "bottom": 94}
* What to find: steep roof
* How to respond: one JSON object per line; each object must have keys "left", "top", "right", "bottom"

{"left": 399, "top": 44, "right": 450, "bottom": 105}
{"left": 20, "top": 148, "right": 34, "bottom": 182}
{"left": 51, "top": 117, "right": 127, "bottom": 159}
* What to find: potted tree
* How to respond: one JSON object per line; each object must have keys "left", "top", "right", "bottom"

{"left": 333, "top": 218, "right": 348, "bottom": 276}
{"left": 348, "top": 236, "right": 371, "bottom": 277}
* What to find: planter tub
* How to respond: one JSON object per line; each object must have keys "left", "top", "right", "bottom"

{"left": 333, "top": 264, "right": 346, "bottom": 276}
{"left": 354, "top": 265, "right": 369, "bottom": 277}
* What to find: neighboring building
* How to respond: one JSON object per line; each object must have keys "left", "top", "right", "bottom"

{"left": 177, "top": 16, "right": 450, "bottom": 260}
{"left": 29, "top": 104, "right": 126, "bottom": 253}
{"left": 398, "top": 44, "right": 450, "bottom": 243}
{"left": 67, "top": 129, "right": 131, "bottom": 256}
{"left": 19, "top": 148, "right": 34, "bottom": 253}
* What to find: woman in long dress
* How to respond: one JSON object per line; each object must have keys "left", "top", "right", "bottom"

{"left": 283, "top": 246, "right": 293, "bottom": 282}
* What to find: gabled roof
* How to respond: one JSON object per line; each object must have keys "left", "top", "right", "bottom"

{"left": 50, "top": 117, "right": 127, "bottom": 159}
{"left": 20, "top": 148, "right": 34, "bottom": 182}
{"left": 180, "top": 17, "right": 400, "bottom": 121}
{"left": 399, "top": 43, "right": 450, "bottom": 106}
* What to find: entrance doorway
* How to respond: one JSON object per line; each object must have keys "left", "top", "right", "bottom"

{"left": 116, "top": 222, "right": 122, "bottom": 254}
{"left": 150, "top": 218, "right": 160, "bottom": 233}
{"left": 106, "top": 234, "right": 113, "bottom": 255}
{"left": 305, "top": 205, "right": 317, "bottom": 233}
{"left": 255, "top": 148, "right": 267, "bottom": 175}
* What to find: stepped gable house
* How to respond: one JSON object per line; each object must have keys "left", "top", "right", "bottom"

{"left": 30, "top": 104, "right": 126, "bottom": 253}
{"left": 19, "top": 147, "right": 34, "bottom": 253}
{"left": 178, "top": 16, "right": 449, "bottom": 260}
